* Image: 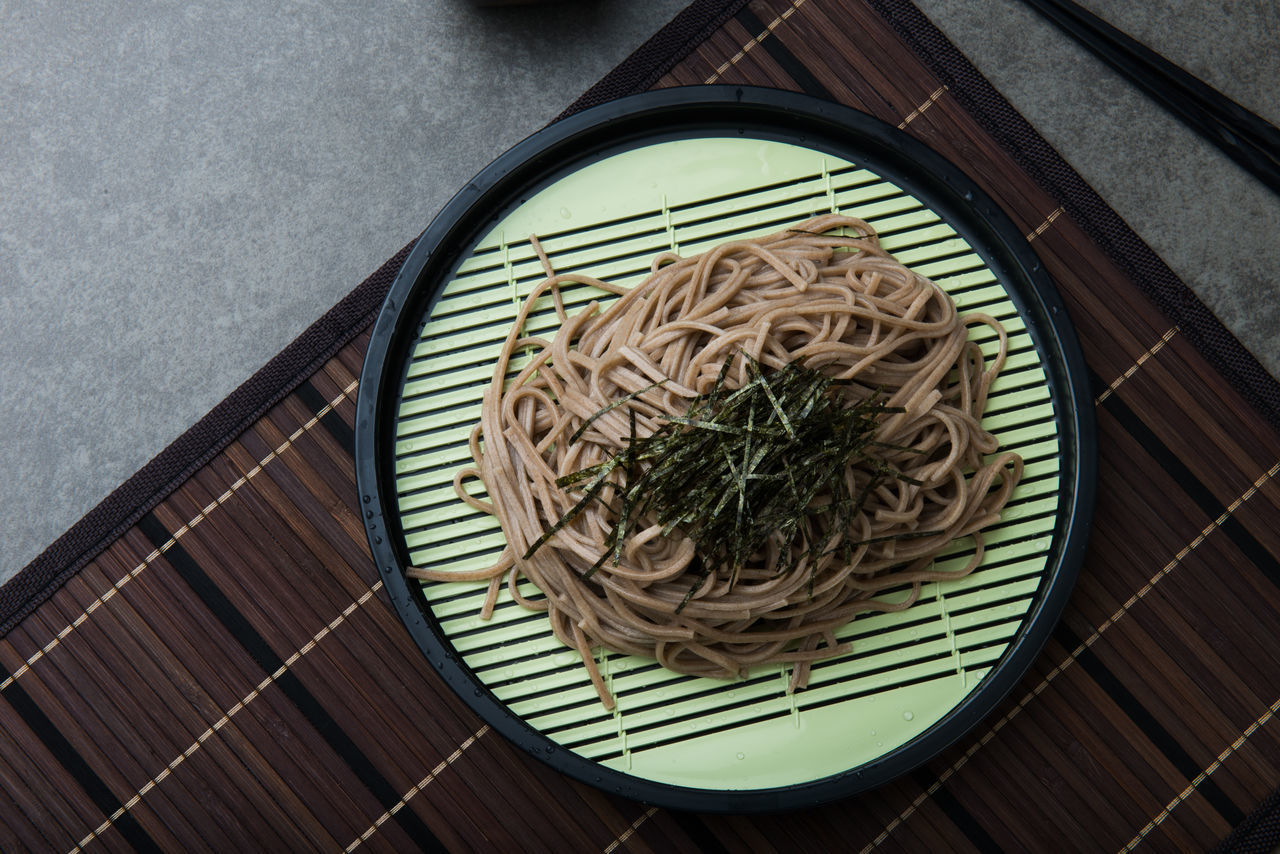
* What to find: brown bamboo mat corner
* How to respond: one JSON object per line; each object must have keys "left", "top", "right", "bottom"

{"left": 4, "top": 0, "right": 1280, "bottom": 850}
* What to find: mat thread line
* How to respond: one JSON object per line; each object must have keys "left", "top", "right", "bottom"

{"left": 1, "top": 379, "right": 360, "bottom": 695}
{"left": 1096, "top": 327, "right": 1180, "bottom": 404}
{"left": 603, "top": 806, "right": 659, "bottom": 853}
{"left": 344, "top": 724, "right": 490, "bottom": 853}
{"left": 703, "top": 0, "right": 808, "bottom": 84}
{"left": 1024, "top": 206, "right": 1064, "bottom": 243}
{"left": 68, "top": 579, "right": 384, "bottom": 853}
{"left": 897, "top": 85, "right": 949, "bottom": 129}
{"left": 1124, "top": 692, "right": 1280, "bottom": 850}
{"left": 859, "top": 458, "right": 1280, "bottom": 853}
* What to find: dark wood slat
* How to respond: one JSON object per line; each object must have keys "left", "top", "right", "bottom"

{"left": 1078, "top": 506, "right": 1280, "bottom": 717}
{"left": 1111, "top": 362, "right": 1280, "bottom": 510}
{"left": 1226, "top": 478, "right": 1280, "bottom": 601}
{"left": 778, "top": 0, "right": 947, "bottom": 123}
{"left": 0, "top": 645, "right": 169, "bottom": 851}
{"left": 444, "top": 732, "right": 594, "bottom": 851}
{"left": 4, "top": 620, "right": 160, "bottom": 797}
{"left": 35, "top": 581, "right": 233, "bottom": 851}
{"left": 702, "top": 17, "right": 798, "bottom": 91}
{"left": 176, "top": 470, "right": 366, "bottom": 626}
{"left": 228, "top": 431, "right": 374, "bottom": 581}
{"left": 145, "top": 498, "right": 439, "bottom": 849}
{"left": 168, "top": 430, "right": 490, "bottom": 846}
{"left": 667, "top": 26, "right": 755, "bottom": 87}
{"left": 1053, "top": 634, "right": 1234, "bottom": 840}
{"left": 74, "top": 550, "right": 337, "bottom": 850}
{"left": 1063, "top": 581, "right": 1258, "bottom": 825}
{"left": 982, "top": 721, "right": 1114, "bottom": 849}
{"left": 337, "top": 329, "right": 371, "bottom": 381}
{"left": 1035, "top": 211, "right": 1177, "bottom": 359}
{"left": 892, "top": 88, "right": 1066, "bottom": 237}
{"left": 0, "top": 779, "right": 46, "bottom": 853}
{"left": 1014, "top": 702, "right": 1137, "bottom": 844}
{"left": 1016, "top": 653, "right": 1154, "bottom": 827}
{"left": 1074, "top": 562, "right": 1269, "bottom": 756}
{"left": 0, "top": 704, "right": 93, "bottom": 850}
{"left": 147, "top": 504, "right": 320, "bottom": 664}
{"left": 110, "top": 525, "right": 425, "bottom": 847}
{"left": 1157, "top": 332, "right": 1280, "bottom": 466}
{"left": 71, "top": 555, "right": 343, "bottom": 851}
{"left": 273, "top": 392, "right": 359, "bottom": 488}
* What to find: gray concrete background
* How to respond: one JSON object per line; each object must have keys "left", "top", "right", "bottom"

{"left": 2, "top": 0, "right": 1277, "bottom": 584}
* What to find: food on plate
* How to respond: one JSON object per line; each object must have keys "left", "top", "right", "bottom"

{"left": 410, "top": 214, "right": 1022, "bottom": 709}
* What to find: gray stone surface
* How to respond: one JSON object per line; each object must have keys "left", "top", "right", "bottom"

{"left": 2, "top": 0, "right": 1278, "bottom": 585}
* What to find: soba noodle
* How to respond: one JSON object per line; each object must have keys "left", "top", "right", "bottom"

{"left": 411, "top": 214, "right": 1022, "bottom": 709}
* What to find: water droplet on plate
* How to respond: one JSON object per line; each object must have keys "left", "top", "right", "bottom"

{"left": 736, "top": 752, "right": 745, "bottom": 760}
{"left": 559, "top": 206, "right": 571, "bottom": 219}
{"left": 903, "top": 710, "right": 915, "bottom": 721}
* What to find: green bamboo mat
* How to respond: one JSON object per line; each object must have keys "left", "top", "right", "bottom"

{"left": 392, "top": 136, "right": 1061, "bottom": 789}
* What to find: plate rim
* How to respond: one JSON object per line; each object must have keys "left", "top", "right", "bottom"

{"left": 354, "top": 84, "right": 1096, "bottom": 812}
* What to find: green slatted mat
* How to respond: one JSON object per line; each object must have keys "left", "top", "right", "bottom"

{"left": 390, "top": 137, "right": 1060, "bottom": 790}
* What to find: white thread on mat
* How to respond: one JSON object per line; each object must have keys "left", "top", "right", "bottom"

{"left": 604, "top": 807, "right": 660, "bottom": 854}
{"left": 1025, "top": 206, "right": 1064, "bottom": 242}
{"left": 898, "top": 85, "right": 949, "bottom": 129}
{"left": 1096, "top": 327, "right": 1180, "bottom": 404}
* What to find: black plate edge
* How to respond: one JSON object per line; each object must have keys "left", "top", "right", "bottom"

{"left": 354, "top": 84, "right": 1097, "bottom": 813}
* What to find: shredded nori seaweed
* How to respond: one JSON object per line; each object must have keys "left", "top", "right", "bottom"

{"left": 524, "top": 355, "right": 925, "bottom": 611}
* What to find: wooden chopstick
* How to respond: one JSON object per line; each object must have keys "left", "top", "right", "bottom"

{"left": 1019, "top": 0, "right": 1280, "bottom": 198}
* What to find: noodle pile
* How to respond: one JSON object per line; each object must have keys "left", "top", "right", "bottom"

{"left": 411, "top": 214, "right": 1022, "bottom": 708}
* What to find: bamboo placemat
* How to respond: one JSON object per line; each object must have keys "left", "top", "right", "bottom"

{"left": 4, "top": 0, "right": 1280, "bottom": 850}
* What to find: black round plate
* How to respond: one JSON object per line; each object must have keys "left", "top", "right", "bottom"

{"left": 354, "top": 85, "right": 1095, "bottom": 812}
